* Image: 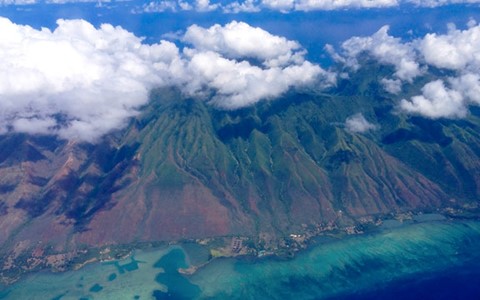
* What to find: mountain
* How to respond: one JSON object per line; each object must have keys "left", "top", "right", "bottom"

{"left": 1, "top": 63, "right": 480, "bottom": 281}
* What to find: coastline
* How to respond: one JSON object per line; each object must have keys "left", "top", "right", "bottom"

{"left": 1, "top": 208, "right": 479, "bottom": 288}
{"left": 1, "top": 215, "right": 480, "bottom": 299}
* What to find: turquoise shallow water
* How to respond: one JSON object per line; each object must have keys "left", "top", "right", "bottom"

{"left": 1, "top": 220, "right": 480, "bottom": 300}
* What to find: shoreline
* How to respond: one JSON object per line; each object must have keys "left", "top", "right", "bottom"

{"left": 3, "top": 216, "right": 480, "bottom": 299}
{"left": 1, "top": 210, "right": 479, "bottom": 287}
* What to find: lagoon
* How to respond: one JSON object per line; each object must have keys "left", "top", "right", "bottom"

{"left": 1, "top": 219, "right": 480, "bottom": 299}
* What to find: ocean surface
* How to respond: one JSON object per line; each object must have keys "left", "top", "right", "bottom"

{"left": 1, "top": 218, "right": 480, "bottom": 299}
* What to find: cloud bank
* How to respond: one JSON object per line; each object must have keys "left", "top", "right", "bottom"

{"left": 0, "top": 0, "right": 36, "bottom": 4}
{"left": 3, "top": 0, "right": 480, "bottom": 10}
{"left": 135, "top": 0, "right": 480, "bottom": 13}
{"left": 0, "top": 18, "right": 331, "bottom": 141}
{"left": 406, "top": 0, "right": 480, "bottom": 8}
{"left": 337, "top": 22, "right": 480, "bottom": 119}
{"left": 0, "top": 0, "right": 110, "bottom": 4}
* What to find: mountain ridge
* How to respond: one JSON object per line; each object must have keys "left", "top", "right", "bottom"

{"left": 1, "top": 64, "right": 479, "bottom": 282}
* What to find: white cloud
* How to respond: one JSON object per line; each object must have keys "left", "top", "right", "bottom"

{"left": 340, "top": 25, "right": 421, "bottom": 81}
{"left": 241, "top": 0, "right": 400, "bottom": 12}
{"left": 182, "top": 50, "right": 327, "bottom": 108}
{"left": 46, "top": 0, "right": 111, "bottom": 3}
{"left": 294, "top": 0, "right": 398, "bottom": 10}
{"left": 345, "top": 113, "right": 377, "bottom": 133}
{"left": 400, "top": 80, "right": 467, "bottom": 119}
{"left": 141, "top": 0, "right": 178, "bottom": 12}
{"left": 381, "top": 78, "right": 402, "bottom": 94}
{"left": 467, "top": 18, "right": 477, "bottom": 28}
{"left": 338, "top": 21, "right": 480, "bottom": 119}
{"left": 180, "top": 22, "right": 335, "bottom": 107}
{"left": 137, "top": 0, "right": 216, "bottom": 13}
{"left": 183, "top": 21, "right": 304, "bottom": 67}
{"left": 223, "top": 0, "right": 261, "bottom": 13}
{"left": 0, "top": 18, "right": 331, "bottom": 141}
{"left": 261, "top": 0, "right": 294, "bottom": 11}
{"left": 178, "top": 0, "right": 192, "bottom": 9}
{"left": 450, "top": 73, "right": 480, "bottom": 105}
{"left": 0, "top": 0, "right": 36, "bottom": 4}
{"left": 12, "top": 117, "right": 57, "bottom": 135}
{"left": 406, "top": 0, "right": 480, "bottom": 7}
{"left": 0, "top": 18, "right": 175, "bottom": 141}
{"left": 402, "top": 24, "right": 480, "bottom": 118}
{"left": 194, "top": 0, "right": 218, "bottom": 11}
{"left": 129, "top": 0, "right": 480, "bottom": 13}
{"left": 4, "top": 0, "right": 480, "bottom": 10}
{"left": 236, "top": 0, "right": 480, "bottom": 12}
{"left": 419, "top": 24, "right": 480, "bottom": 71}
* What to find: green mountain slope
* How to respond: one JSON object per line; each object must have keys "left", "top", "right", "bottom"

{"left": 1, "top": 64, "right": 479, "bottom": 280}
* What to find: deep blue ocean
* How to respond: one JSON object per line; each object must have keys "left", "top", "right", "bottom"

{"left": 330, "top": 262, "right": 480, "bottom": 300}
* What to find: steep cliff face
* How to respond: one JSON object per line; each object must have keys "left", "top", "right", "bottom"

{"left": 0, "top": 135, "right": 139, "bottom": 253}
{"left": 1, "top": 69, "right": 480, "bottom": 264}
